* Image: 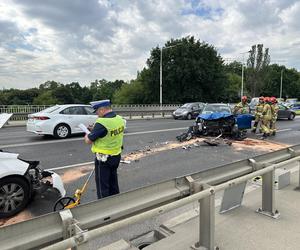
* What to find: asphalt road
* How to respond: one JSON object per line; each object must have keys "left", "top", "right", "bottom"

{"left": 0, "top": 119, "right": 192, "bottom": 169}
{"left": 1, "top": 117, "right": 300, "bottom": 221}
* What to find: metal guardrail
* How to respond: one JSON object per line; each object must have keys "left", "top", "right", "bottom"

{"left": 0, "top": 104, "right": 181, "bottom": 121}
{"left": 1, "top": 145, "right": 300, "bottom": 250}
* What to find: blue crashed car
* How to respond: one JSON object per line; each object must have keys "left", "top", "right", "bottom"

{"left": 196, "top": 112, "right": 253, "bottom": 139}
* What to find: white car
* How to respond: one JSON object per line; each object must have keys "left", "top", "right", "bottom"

{"left": 27, "top": 104, "right": 97, "bottom": 139}
{"left": 0, "top": 151, "right": 65, "bottom": 218}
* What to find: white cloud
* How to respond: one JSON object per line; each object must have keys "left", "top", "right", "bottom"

{"left": 0, "top": 0, "right": 299, "bottom": 89}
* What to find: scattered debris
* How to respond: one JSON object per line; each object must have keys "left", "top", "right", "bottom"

{"left": 203, "top": 139, "right": 220, "bottom": 146}
{"left": 182, "top": 145, "right": 192, "bottom": 150}
{"left": 120, "top": 160, "right": 131, "bottom": 164}
{"left": 0, "top": 210, "right": 32, "bottom": 227}
{"left": 233, "top": 139, "right": 288, "bottom": 152}
{"left": 60, "top": 166, "right": 92, "bottom": 184}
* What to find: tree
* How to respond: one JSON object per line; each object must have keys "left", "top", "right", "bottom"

{"left": 90, "top": 79, "right": 125, "bottom": 101}
{"left": 113, "top": 80, "right": 145, "bottom": 104}
{"left": 33, "top": 91, "right": 58, "bottom": 105}
{"left": 223, "top": 73, "right": 242, "bottom": 102}
{"left": 138, "top": 36, "right": 227, "bottom": 104}
{"left": 246, "top": 44, "right": 270, "bottom": 97}
{"left": 261, "top": 64, "right": 300, "bottom": 99}
{"left": 52, "top": 86, "right": 74, "bottom": 104}
{"left": 224, "top": 61, "right": 243, "bottom": 75}
{"left": 39, "top": 81, "right": 62, "bottom": 90}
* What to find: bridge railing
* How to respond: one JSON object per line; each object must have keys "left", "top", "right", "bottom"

{"left": 0, "top": 104, "right": 181, "bottom": 121}
{"left": 1, "top": 144, "right": 300, "bottom": 250}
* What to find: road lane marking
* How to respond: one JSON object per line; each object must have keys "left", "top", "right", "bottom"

{"left": 47, "top": 162, "right": 93, "bottom": 171}
{"left": 256, "top": 128, "right": 292, "bottom": 135}
{"left": 0, "top": 127, "right": 188, "bottom": 148}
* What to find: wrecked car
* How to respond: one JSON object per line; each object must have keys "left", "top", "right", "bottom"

{"left": 0, "top": 151, "right": 65, "bottom": 218}
{"left": 196, "top": 112, "right": 253, "bottom": 139}
{"left": 177, "top": 110, "right": 253, "bottom": 142}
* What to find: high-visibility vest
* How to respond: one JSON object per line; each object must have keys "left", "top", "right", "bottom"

{"left": 91, "top": 115, "right": 125, "bottom": 155}
{"left": 255, "top": 103, "right": 264, "bottom": 117}
{"left": 234, "top": 102, "right": 249, "bottom": 114}
{"left": 262, "top": 104, "right": 272, "bottom": 120}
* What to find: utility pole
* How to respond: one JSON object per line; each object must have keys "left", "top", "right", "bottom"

{"left": 280, "top": 69, "right": 283, "bottom": 99}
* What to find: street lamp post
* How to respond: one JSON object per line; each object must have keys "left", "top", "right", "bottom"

{"left": 160, "top": 43, "right": 181, "bottom": 110}
{"left": 280, "top": 69, "right": 283, "bottom": 99}
{"left": 240, "top": 51, "right": 251, "bottom": 100}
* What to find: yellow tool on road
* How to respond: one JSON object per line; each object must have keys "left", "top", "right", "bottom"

{"left": 53, "top": 169, "right": 95, "bottom": 211}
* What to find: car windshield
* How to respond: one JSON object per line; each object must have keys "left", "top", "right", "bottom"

{"left": 41, "top": 106, "right": 60, "bottom": 113}
{"left": 202, "top": 105, "right": 231, "bottom": 114}
{"left": 180, "top": 103, "right": 192, "bottom": 108}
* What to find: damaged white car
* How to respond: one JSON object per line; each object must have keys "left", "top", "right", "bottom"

{"left": 0, "top": 151, "right": 65, "bottom": 218}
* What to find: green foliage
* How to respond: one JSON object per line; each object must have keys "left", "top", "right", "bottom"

{"left": 139, "top": 36, "right": 228, "bottom": 104}
{"left": 246, "top": 44, "right": 270, "bottom": 97}
{"left": 113, "top": 80, "right": 145, "bottom": 104}
{"left": 224, "top": 61, "right": 242, "bottom": 75}
{"left": 89, "top": 79, "right": 125, "bottom": 102}
{"left": 223, "top": 73, "right": 242, "bottom": 102}
{"left": 262, "top": 64, "right": 300, "bottom": 99}
{"left": 33, "top": 91, "right": 58, "bottom": 105}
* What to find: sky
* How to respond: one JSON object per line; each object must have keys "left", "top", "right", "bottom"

{"left": 0, "top": 0, "right": 300, "bottom": 89}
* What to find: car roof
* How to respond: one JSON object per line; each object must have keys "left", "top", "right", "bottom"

{"left": 205, "top": 103, "right": 230, "bottom": 106}
{"left": 53, "top": 104, "right": 91, "bottom": 108}
{"left": 183, "top": 102, "right": 204, "bottom": 104}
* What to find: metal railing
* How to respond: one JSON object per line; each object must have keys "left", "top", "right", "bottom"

{"left": 0, "top": 104, "right": 181, "bottom": 121}
{"left": 1, "top": 145, "right": 300, "bottom": 250}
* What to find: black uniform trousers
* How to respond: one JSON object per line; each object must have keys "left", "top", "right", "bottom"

{"left": 94, "top": 154, "right": 121, "bottom": 199}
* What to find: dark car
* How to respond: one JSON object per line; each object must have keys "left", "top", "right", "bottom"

{"left": 173, "top": 102, "right": 204, "bottom": 120}
{"left": 277, "top": 104, "right": 296, "bottom": 120}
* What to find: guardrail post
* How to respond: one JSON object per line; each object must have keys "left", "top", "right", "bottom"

{"left": 59, "top": 210, "right": 89, "bottom": 250}
{"left": 192, "top": 186, "right": 217, "bottom": 250}
{"left": 295, "top": 160, "right": 300, "bottom": 191}
{"left": 256, "top": 169, "right": 280, "bottom": 219}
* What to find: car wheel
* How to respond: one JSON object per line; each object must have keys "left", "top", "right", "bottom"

{"left": 288, "top": 113, "right": 295, "bottom": 120}
{"left": 0, "top": 177, "right": 30, "bottom": 218}
{"left": 54, "top": 124, "right": 71, "bottom": 139}
{"left": 187, "top": 113, "right": 192, "bottom": 120}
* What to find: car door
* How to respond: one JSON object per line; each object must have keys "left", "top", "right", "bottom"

{"left": 83, "top": 106, "right": 98, "bottom": 126}
{"left": 292, "top": 104, "right": 300, "bottom": 114}
{"left": 191, "top": 104, "right": 200, "bottom": 118}
{"left": 60, "top": 106, "right": 88, "bottom": 133}
{"left": 277, "top": 104, "right": 287, "bottom": 119}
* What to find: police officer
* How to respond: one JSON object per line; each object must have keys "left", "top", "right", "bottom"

{"left": 270, "top": 97, "right": 279, "bottom": 136}
{"left": 251, "top": 96, "right": 264, "bottom": 133}
{"left": 233, "top": 96, "right": 250, "bottom": 114}
{"left": 84, "top": 99, "right": 125, "bottom": 199}
{"left": 260, "top": 97, "right": 272, "bottom": 139}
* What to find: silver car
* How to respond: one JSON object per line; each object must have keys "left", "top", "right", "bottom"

{"left": 173, "top": 102, "right": 205, "bottom": 120}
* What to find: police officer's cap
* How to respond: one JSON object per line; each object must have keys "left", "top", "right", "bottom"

{"left": 90, "top": 99, "right": 111, "bottom": 111}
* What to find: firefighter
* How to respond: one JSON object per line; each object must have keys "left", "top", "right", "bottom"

{"left": 233, "top": 96, "right": 250, "bottom": 114}
{"left": 251, "top": 96, "right": 264, "bottom": 133}
{"left": 260, "top": 97, "right": 272, "bottom": 139}
{"left": 270, "top": 97, "right": 279, "bottom": 136}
